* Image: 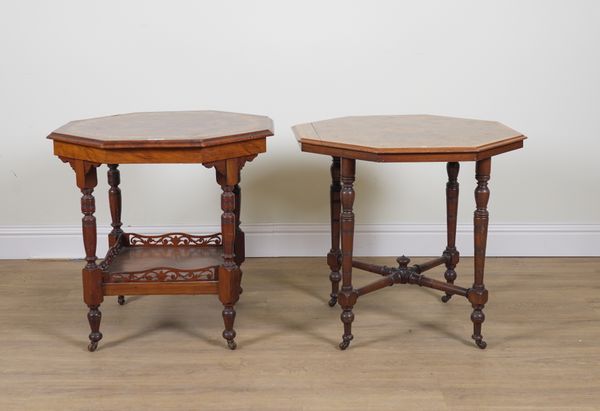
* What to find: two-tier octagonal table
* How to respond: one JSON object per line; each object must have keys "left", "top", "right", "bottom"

{"left": 293, "top": 115, "right": 526, "bottom": 350}
{"left": 49, "top": 110, "right": 273, "bottom": 351}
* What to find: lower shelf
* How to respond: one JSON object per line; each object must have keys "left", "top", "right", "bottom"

{"left": 106, "top": 245, "right": 223, "bottom": 274}
{"left": 103, "top": 281, "right": 219, "bottom": 296}
{"left": 99, "top": 232, "right": 224, "bottom": 296}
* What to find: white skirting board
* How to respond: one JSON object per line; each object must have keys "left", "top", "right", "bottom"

{"left": 0, "top": 224, "right": 598, "bottom": 259}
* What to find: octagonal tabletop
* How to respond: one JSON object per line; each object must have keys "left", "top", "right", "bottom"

{"left": 293, "top": 115, "right": 525, "bottom": 162}
{"left": 48, "top": 110, "right": 274, "bottom": 149}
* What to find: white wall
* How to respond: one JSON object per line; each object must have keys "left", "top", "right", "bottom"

{"left": 1, "top": 1, "right": 599, "bottom": 257}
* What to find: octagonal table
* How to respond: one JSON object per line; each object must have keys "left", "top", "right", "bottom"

{"left": 49, "top": 110, "right": 273, "bottom": 351}
{"left": 293, "top": 114, "right": 526, "bottom": 350}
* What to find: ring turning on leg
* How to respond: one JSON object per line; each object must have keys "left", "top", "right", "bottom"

{"left": 470, "top": 158, "right": 491, "bottom": 349}
{"left": 74, "top": 161, "right": 104, "bottom": 352}
{"left": 442, "top": 162, "right": 460, "bottom": 303}
{"left": 471, "top": 305, "right": 487, "bottom": 349}
{"left": 339, "top": 308, "right": 354, "bottom": 350}
{"left": 338, "top": 158, "right": 357, "bottom": 349}
{"left": 216, "top": 159, "right": 242, "bottom": 350}
{"left": 108, "top": 166, "right": 126, "bottom": 308}
{"left": 87, "top": 305, "right": 102, "bottom": 352}
{"left": 222, "top": 305, "right": 237, "bottom": 350}
{"left": 233, "top": 183, "right": 245, "bottom": 295}
{"left": 327, "top": 157, "right": 342, "bottom": 307}
{"left": 328, "top": 271, "right": 341, "bottom": 307}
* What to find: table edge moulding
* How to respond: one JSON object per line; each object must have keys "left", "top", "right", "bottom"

{"left": 293, "top": 114, "right": 526, "bottom": 162}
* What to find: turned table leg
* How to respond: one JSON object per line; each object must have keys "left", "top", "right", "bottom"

{"left": 217, "top": 159, "right": 242, "bottom": 350}
{"left": 338, "top": 158, "right": 357, "bottom": 350}
{"left": 233, "top": 183, "right": 245, "bottom": 266}
{"left": 233, "top": 182, "right": 245, "bottom": 295}
{"left": 327, "top": 157, "right": 342, "bottom": 307}
{"left": 469, "top": 158, "right": 491, "bottom": 349}
{"left": 107, "top": 164, "right": 126, "bottom": 306}
{"left": 67, "top": 160, "right": 104, "bottom": 352}
{"left": 442, "top": 162, "right": 460, "bottom": 303}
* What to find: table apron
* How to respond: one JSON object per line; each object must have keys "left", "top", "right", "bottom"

{"left": 54, "top": 139, "right": 266, "bottom": 164}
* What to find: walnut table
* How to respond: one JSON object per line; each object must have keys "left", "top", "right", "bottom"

{"left": 49, "top": 110, "right": 273, "bottom": 351}
{"left": 293, "top": 115, "right": 526, "bottom": 350}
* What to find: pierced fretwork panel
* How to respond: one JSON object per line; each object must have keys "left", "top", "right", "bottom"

{"left": 128, "top": 233, "right": 222, "bottom": 247}
{"left": 104, "top": 267, "right": 218, "bottom": 283}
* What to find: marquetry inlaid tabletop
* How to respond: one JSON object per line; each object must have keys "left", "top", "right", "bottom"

{"left": 293, "top": 114, "right": 525, "bottom": 161}
{"left": 48, "top": 110, "right": 274, "bottom": 149}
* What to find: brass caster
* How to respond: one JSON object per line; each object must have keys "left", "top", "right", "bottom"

{"left": 339, "top": 340, "right": 350, "bottom": 350}
{"left": 87, "top": 342, "right": 98, "bottom": 352}
{"left": 328, "top": 296, "right": 337, "bottom": 307}
{"left": 441, "top": 294, "right": 452, "bottom": 303}
{"left": 227, "top": 340, "right": 237, "bottom": 350}
{"left": 117, "top": 295, "right": 125, "bottom": 305}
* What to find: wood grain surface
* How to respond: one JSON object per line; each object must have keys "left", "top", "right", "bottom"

{"left": 293, "top": 115, "right": 525, "bottom": 155}
{"left": 1, "top": 257, "right": 598, "bottom": 410}
{"left": 106, "top": 246, "right": 222, "bottom": 273}
{"left": 49, "top": 111, "right": 274, "bottom": 149}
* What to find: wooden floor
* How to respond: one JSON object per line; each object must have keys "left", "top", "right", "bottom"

{"left": 0, "top": 257, "right": 599, "bottom": 410}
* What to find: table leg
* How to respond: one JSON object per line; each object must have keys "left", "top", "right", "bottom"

{"left": 233, "top": 183, "right": 245, "bottom": 266}
{"left": 442, "top": 162, "right": 460, "bottom": 303}
{"left": 338, "top": 157, "right": 357, "bottom": 350}
{"left": 233, "top": 182, "right": 244, "bottom": 295}
{"left": 107, "top": 164, "right": 126, "bottom": 306}
{"left": 218, "top": 159, "right": 242, "bottom": 350}
{"left": 470, "top": 158, "right": 491, "bottom": 349}
{"left": 327, "top": 157, "right": 342, "bottom": 307}
{"left": 68, "top": 160, "right": 104, "bottom": 352}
